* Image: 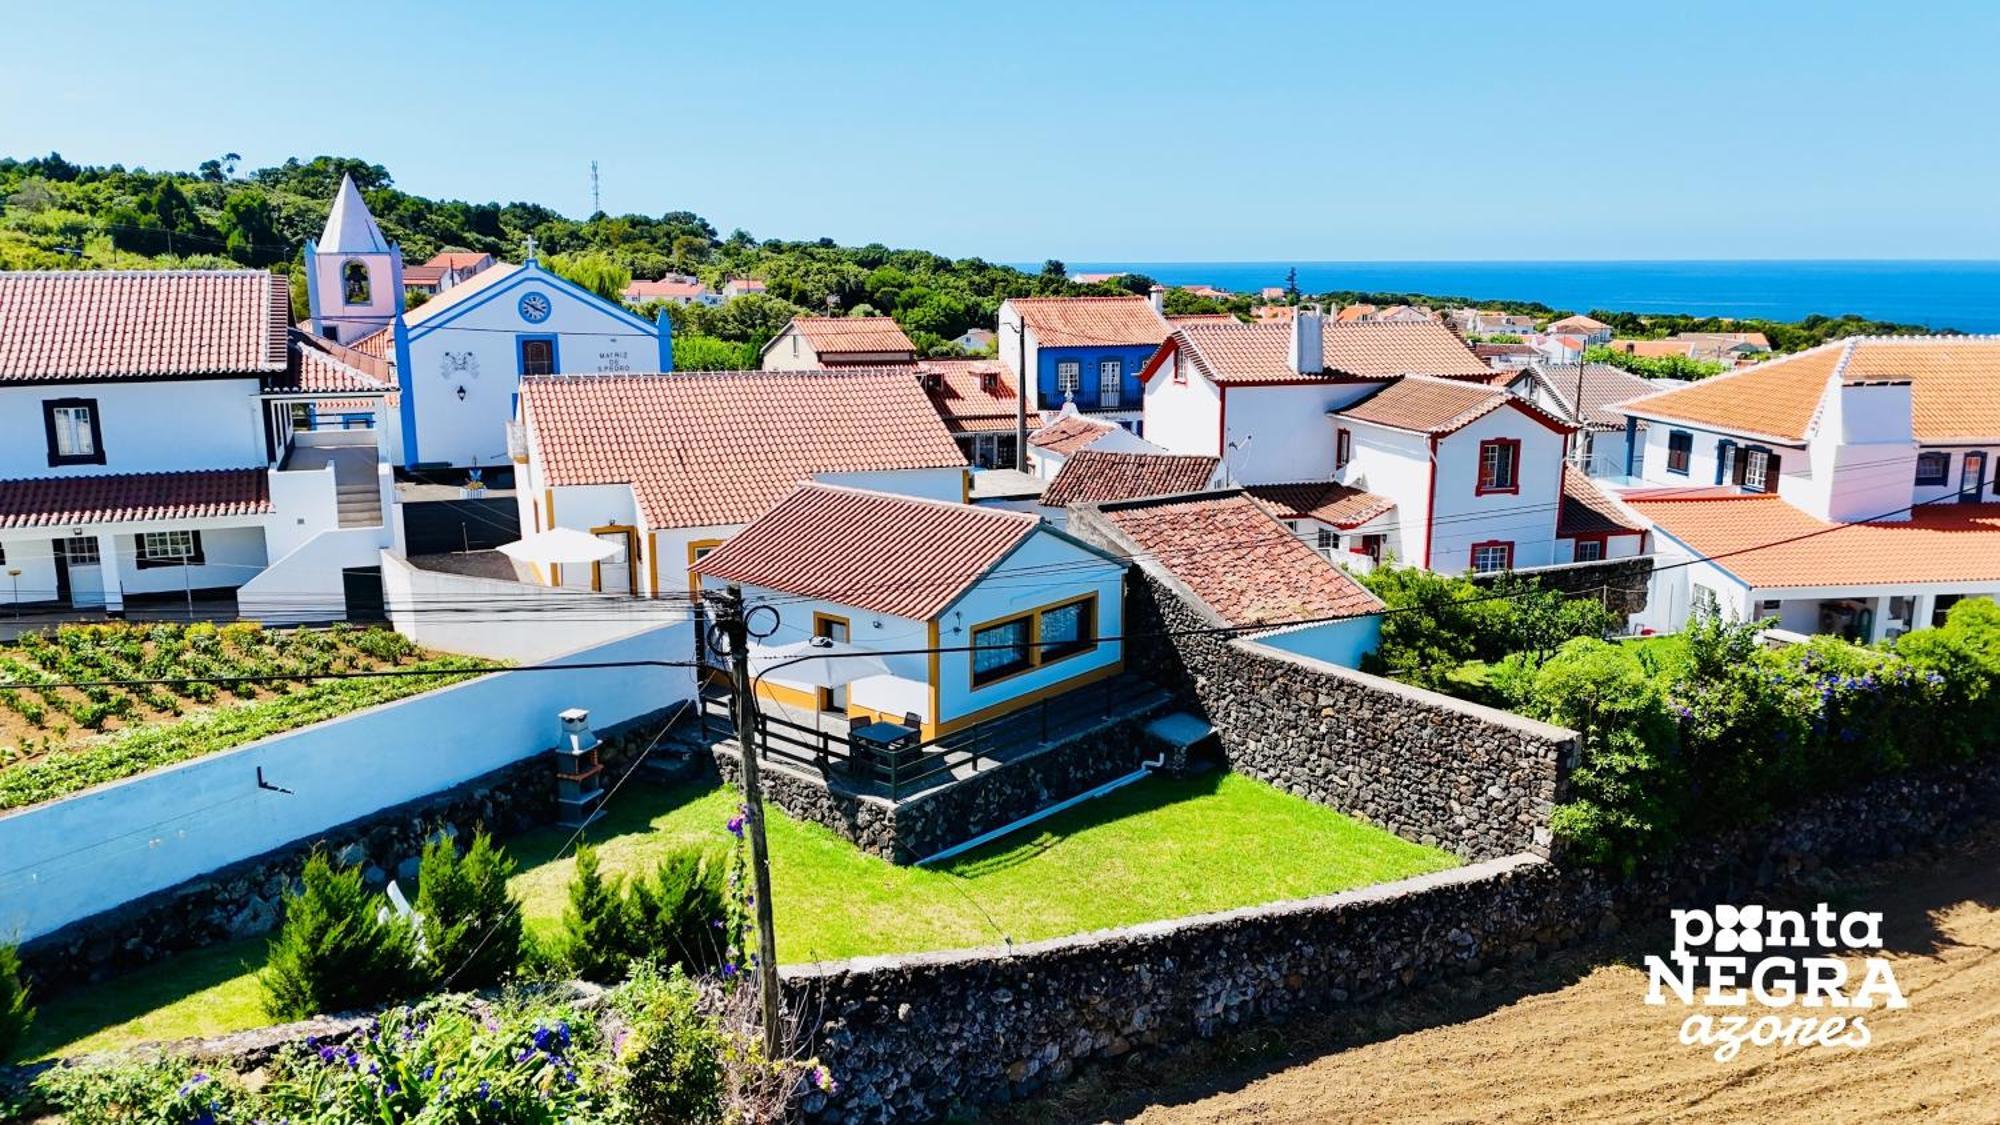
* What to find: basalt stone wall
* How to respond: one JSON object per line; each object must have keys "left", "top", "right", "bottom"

{"left": 17, "top": 715, "right": 676, "bottom": 1000}
{"left": 790, "top": 752, "right": 2000, "bottom": 1124}
{"left": 1470, "top": 554, "right": 1656, "bottom": 616}
{"left": 1123, "top": 572, "right": 1573, "bottom": 861}
{"left": 711, "top": 713, "right": 1161, "bottom": 865}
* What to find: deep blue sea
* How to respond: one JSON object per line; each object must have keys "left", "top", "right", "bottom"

{"left": 1035, "top": 261, "right": 2000, "bottom": 333}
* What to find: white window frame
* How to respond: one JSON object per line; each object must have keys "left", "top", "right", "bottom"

{"left": 52, "top": 404, "right": 95, "bottom": 458}
{"left": 1098, "top": 359, "right": 1122, "bottom": 408}
{"left": 140, "top": 530, "right": 197, "bottom": 562}
{"left": 1743, "top": 448, "right": 1770, "bottom": 492}
{"left": 1056, "top": 361, "right": 1081, "bottom": 400}
{"left": 1573, "top": 538, "right": 1605, "bottom": 563}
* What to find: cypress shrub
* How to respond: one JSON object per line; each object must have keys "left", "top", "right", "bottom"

{"left": 556, "top": 844, "right": 632, "bottom": 983}
{"left": 261, "top": 851, "right": 416, "bottom": 1020}
{"left": 0, "top": 942, "right": 33, "bottom": 1061}
{"left": 626, "top": 847, "right": 730, "bottom": 975}
{"left": 413, "top": 829, "right": 524, "bottom": 990}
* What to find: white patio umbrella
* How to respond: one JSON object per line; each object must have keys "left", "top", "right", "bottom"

{"left": 748, "top": 636, "right": 892, "bottom": 688}
{"left": 496, "top": 527, "right": 621, "bottom": 566}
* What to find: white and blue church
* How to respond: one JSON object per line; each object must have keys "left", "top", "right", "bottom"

{"left": 305, "top": 174, "right": 670, "bottom": 470}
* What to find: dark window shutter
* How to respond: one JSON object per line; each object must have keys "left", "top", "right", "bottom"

{"left": 1763, "top": 452, "right": 1781, "bottom": 491}
{"left": 187, "top": 530, "right": 206, "bottom": 566}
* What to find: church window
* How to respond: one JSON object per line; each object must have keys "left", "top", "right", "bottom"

{"left": 342, "top": 260, "right": 371, "bottom": 305}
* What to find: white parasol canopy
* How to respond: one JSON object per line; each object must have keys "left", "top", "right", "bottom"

{"left": 497, "top": 527, "right": 621, "bottom": 566}
{"left": 748, "top": 636, "right": 892, "bottom": 689}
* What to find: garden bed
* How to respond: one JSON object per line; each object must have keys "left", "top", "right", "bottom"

{"left": 0, "top": 622, "right": 500, "bottom": 812}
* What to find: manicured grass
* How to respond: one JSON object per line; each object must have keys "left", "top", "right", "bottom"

{"left": 16, "top": 772, "right": 1457, "bottom": 1059}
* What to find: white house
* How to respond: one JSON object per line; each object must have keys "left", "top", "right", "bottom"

{"left": 721, "top": 278, "right": 767, "bottom": 300}
{"left": 0, "top": 270, "right": 397, "bottom": 620}
{"left": 760, "top": 316, "right": 917, "bottom": 370}
{"left": 1069, "top": 490, "right": 1386, "bottom": 668}
{"left": 306, "top": 175, "right": 665, "bottom": 469}
{"left": 1546, "top": 315, "right": 1614, "bottom": 345}
{"left": 512, "top": 368, "right": 969, "bottom": 599}
{"left": 1611, "top": 336, "right": 2000, "bottom": 640}
{"left": 624, "top": 276, "right": 720, "bottom": 307}
{"left": 917, "top": 358, "right": 1021, "bottom": 470}
{"left": 693, "top": 483, "right": 1127, "bottom": 739}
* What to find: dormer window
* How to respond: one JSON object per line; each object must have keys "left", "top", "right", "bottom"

{"left": 921, "top": 369, "right": 942, "bottom": 392}
{"left": 980, "top": 370, "right": 998, "bottom": 394}
{"left": 342, "top": 260, "right": 371, "bottom": 305}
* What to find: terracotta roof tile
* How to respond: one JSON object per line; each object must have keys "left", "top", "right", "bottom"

{"left": 425, "top": 252, "right": 493, "bottom": 270}
{"left": 1626, "top": 493, "right": 2000, "bottom": 587}
{"left": 1029, "top": 414, "right": 1118, "bottom": 455}
{"left": 1244, "top": 481, "right": 1396, "bottom": 529}
{"left": 1519, "top": 363, "right": 1660, "bottom": 429}
{"left": 521, "top": 369, "right": 966, "bottom": 529}
{"left": 917, "top": 358, "right": 1018, "bottom": 435}
{"left": 273, "top": 330, "right": 396, "bottom": 395}
{"left": 786, "top": 316, "right": 916, "bottom": 357}
{"left": 625, "top": 278, "right": 709, "bottom": 300}
{"left": 402, "top": 265, "right": 447, "bottom": 286}
{"left": 1096, "top": 492, "right": 1384, "bottom": 627}
{"left": 692, "top": 483, "right": 1040, "bottom": 619}
{"left": 1618, "top": 336, "right": 2000, "bottom": 443}
{"left": 1337, "top": 375, "right": 1574, "bottom": 436}
{"left": 1548, "top": 315, "right": 1610, "bottom": 332}
{"left": 1164, "top": 319, "right": 1491, "bottom": 386}
{"left": 0, "top": 469, "right": 272, "bottom": 529}
{"left": 1042, "top": 451, "right": 1220, "bottom": 507}
{"left": 1173, "top": 321, "right": 1295, "bottom": 383}
{"left": 1007, "top": 296, "right": 1171, "bottom": 348}
{"left": 1558, "top": 466, "right": 1646, "bottom": 536}
{"left": 0, "top": 270, "right": 290, "bottom": 382}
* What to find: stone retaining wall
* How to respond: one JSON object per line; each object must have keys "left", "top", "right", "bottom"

{"left": 788, "top": 753, "right": 2000, "bottom": 1123}
{"left": 1470, "top": 553, "right": 1656, "bottom": 616}
{"left": 1124, "top": 572, "right": 1573, "bottom": 861}
{"left": 16, "top": 717, "right": 673, "bottom": 999}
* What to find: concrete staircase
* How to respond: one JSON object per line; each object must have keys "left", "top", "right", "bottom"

{"left": 336, "top": 481, "right": 383, "bottom": 527}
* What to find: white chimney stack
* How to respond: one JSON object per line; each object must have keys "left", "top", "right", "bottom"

{"left": 1148, "top": 285, "right": 1165, "bottom": 315}
{"left": 1290, "top": 303, "right": 1324, "bottom": 374}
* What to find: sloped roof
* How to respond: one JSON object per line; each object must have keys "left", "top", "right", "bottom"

{"left": 1336, "top": 374, "right": 1573, "bottom": 436}
{"left": 1029, "top": 413, "right": 1119, "bottom": 455}
{"left": 1548, "top": 315, "right": 1611, "bottom": 332}
{"left": 1158, "top": 319, "right": 1492, "bottom": 386}
{"left": 1007, "top": 296, "right": 1171, "bottom": 348}
{"left": 1614, "top": 336, "right": 2000, "bottom": 443}
{"left": 402, "top": 265, "right": 447, "bottom": 287}
{"left": 520, "top": 368, "right": 966, "bottom": 529}
{"left": 784, "top": 316, "right": 916, "bottom": 357}
{"left": 1244, "top": 481, "right": 1396, "bottom": 529}
{"left": 1042, "top": 451, "right": 1220, "bottom": 507}
{"left": 1626, "top": 492, "right": 2000, "bottom": 588}
{"left": 275, "top": 329, "right": 396, "bottom": 395}
{"left": 1558, "top": 466, "right": 1646, "bottom": 537}
{"left": 1517, "top": 363, "right": 1660, "bottom": 429}
{"left": 1093, "top": 491, "right": 1385, "bottom": 628}
{"left": 691, "top": 483, "right": 1041, "bottom": 620}
{"left": 917, "top": 358, "right": 1018, "bottom": 435}
{"left": 319, "top": 174, "right": 390, "bottom": 254}
{"left": 400, "top": 262, "right": 524, "bottom": 328}
{"left": 0, "top": 270, "right": 290, "bottom": 383}
{"left": 0, "top": 468, "right": 272, "bottom": 529}
{"left": 625, "top": 278, "right": 710, "bottom": 300}
{"left": 426, "top": 252, "right": 493, "bottom": 270}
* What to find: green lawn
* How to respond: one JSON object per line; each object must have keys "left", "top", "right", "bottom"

{"left": 16, "top": 772, "right": 1456, "bottom": 1060}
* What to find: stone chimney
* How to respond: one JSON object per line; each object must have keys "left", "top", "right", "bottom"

{"left": 1148, "top": 285, "right": 1165, "bottom": 315}
{"left": 1290, "top": 303, "right": 1324, "bottom": 374}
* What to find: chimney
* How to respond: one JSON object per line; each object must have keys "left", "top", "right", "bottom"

{"left": 553, "top": 708, "right": 607, "bottom": 828}
{"left": 1148, "top": 284, "right": 1165, "bottom": 315}
{"left": 1290, "top": 303, "right": 1324, "bottom": 374}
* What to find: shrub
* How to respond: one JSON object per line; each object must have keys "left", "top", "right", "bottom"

{"left": 557, "top": 844, "right": 632, "bottom": 983}
{"left": 31, "top": 1057, "right": 251, "bottom": 1123}
{"left": 0, "top": 942, "right": 32, "bottom": 1061}
{"left": 262, "top": 851, "right": 418, "bottom": 1020}
{"left": 1527, "top": 639, "right": 1685, "bottom": 870}
{"left": 609, "top": 964, "right": 725, "bottom": 1124}
{"left": 624, "top": 847, "right": 730, "bottom": 975}
{"left": 414, "top": 829, "right": 525, "bottom": 990}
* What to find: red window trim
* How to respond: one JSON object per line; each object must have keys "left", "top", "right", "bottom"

{"left": 1476, "top": 437, "right": 1522, "bottom": 495}
{"left": 1335, "top": 427, "right": 1352, "bottom": 469}
{"left": 1469, "top": 539, "right": 1514, "bottom": 572}
{"left": 1569, "top": 533, "right": 1609, "bottom": 562}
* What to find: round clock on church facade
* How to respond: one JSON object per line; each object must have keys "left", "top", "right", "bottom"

{"left": 518, "top": 291, "right": 553, "bottom": 323}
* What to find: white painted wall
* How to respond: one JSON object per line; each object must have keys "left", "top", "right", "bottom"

{"left": 0, "top": 380, "right": 266, "bottom": 479}
{"left": 0, "top": 621, "right": 697, "bottom": 942}
{"left": 1218, "top": 383, "right": 1378, "bottom": 486}
{"left": 1426, "top": 407, "right": 1568, "bottom": 574}
{"left": 815, "top": 467, "right": 968, "bottom": 504}
{"left": 1141, "top": 356, "right": 1223, "bottom": 458}
{"left": 1336, "top": 423, "right": 1432, "bottom": 568}
{"left": 935, "top": 532, "right": 1125, "bottom": 726}
{"left": 1251, "top": 615, "right": 1382, "bottom": 668}
{"left": 382, "top": 553, "right": 690, "bottom": 662}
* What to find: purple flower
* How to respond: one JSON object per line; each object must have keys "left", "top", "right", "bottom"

{"left": 317, "top": 1045, "right": 336, "bottom": 1063}
{"left": 478, "top": 1079, "right": 493, "bottom": 1102}
{"left": 726, "top": 814, "right": 745, "bottom": 838}
{"left": 723, "top": 962, "right": 738, "bottom": 977}
{"left": 174, "top": 1072, "right": 210, "bottom": 1098}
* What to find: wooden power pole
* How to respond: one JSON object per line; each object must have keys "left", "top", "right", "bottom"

{"left": 710, "top": 585, "right": 784, "bottom": 1058}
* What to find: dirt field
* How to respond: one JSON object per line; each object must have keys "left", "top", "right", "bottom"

{"left": 1016, "top": 825, "right": 2000, "bottom": 1124}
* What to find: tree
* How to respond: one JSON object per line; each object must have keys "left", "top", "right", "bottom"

{"left": 1040, "top": 259, "right": 1067, "bottom": 279}
{"left": 556, "top": 844, "right": 631, "bottom": 983}
{"left": 220, "top": 188, "right": 279, "bottom": 265}
{"left": 413, "top": 830, "right": 524, "bottom": 990}
{"left": 1284, "top": 266, "right": 1300, "bottom": 300}
{"left": 548, "top": 250, "right": 632, "bottom": 303}
{"left": 262, "top": 851, "right": 416, "bottom": 1020}
{"left": 0, "top": 941, "right": 32, "bottom": 1061}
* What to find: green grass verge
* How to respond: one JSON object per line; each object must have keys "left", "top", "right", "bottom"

{"left": 16, "top": 772, "right": 1457, "bottom": 1060}
{"left": 0, "top": 658, "right": 497, "bottom": 812}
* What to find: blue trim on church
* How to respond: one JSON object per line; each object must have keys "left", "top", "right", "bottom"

{"left": 393, "top": 314, "right": 421, "bottom": 470}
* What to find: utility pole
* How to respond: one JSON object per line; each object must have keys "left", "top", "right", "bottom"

{"left": 711, "top": 584, "right": 783, "bottom": 1058}
{"left": 1013, "top": 314, "right": 1030, "bottom": 472}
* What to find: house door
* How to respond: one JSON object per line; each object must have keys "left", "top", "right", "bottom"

{"left": 814, "top": 614, "right": 850, "bottom": 713}
{"left": 1961, "top": 452, "right": 1987, "bottom": 503}
{"left": 53, "top": 536, "right": 105, "bottom": 608}
{"left": 591, "top": 528, "right": 637, "bottom": 595}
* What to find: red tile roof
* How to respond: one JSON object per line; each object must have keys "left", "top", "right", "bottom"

{"left": 1615, "top": 336, "right": 2000, "bottom": 443}
{"left": 0, "top": 469, "right": 272, "bottom": 529}
{"left": 625, "top": 278, "right": 710, "bottom": 300}
{"left": 1244, "top": 481, "right": 1396, "bottom": 529}
{"left": 0, "top": 270, "right": 290, "bottom": 383}
{"left": 402, "top": 265, "right": 447, "bottom": 287}
{"left": 1006, "top": 296, "right": 1171, "bottom": 348}
{"left": 1042, "top": 451, "right": 1220, "bottom": 507}
{"left": 1159, "top": 319, "right": 1491, "bottom": 386}
{"left": 426, "top": 252, "right": 493, "bottom": 270}
{"left": 520, "top": 369, "right": 966, "bottom": 529}
{"left": 1548, "top": 315, "right": 1610, "bottom": 332}
{"left": 1625, "top": 493, "right": 2000, "bottom": 588}
{"left": 1029, "top": 414, "right": 1118, "bottom": 455}
{"left": 917, "top": 359, "right": 1018, "bottom": 435}
{"left": 1337, "top": 375, "right": 1574, "bottom": 436}
{"left": 1558, "top": 466, "right": 1646, "bottom": 537}
{"left": 692, "top": 483, "right": 1042, "bottom": 619}
{"left": 1094, "top": 492, "right": 1384, "bottom": 627}
{"left": 275, "top": 330, "right": 396, "bottom": 396}
{"left": 784, "top": 316, "right": 916, "bottom": 357}
{"left": 1516, "top": 363, "right": 1660, "bottom": 429}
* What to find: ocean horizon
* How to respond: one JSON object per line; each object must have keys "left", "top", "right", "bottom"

{"left": 1025, "top": 260, "right": 2000, "bottom": 333}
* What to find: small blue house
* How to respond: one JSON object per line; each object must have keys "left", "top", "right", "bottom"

{"left": 998, "top": 295, "right": 1172, "bottom": 431}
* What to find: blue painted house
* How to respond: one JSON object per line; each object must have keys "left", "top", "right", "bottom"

{"left": 998, "top": 295, "right": 1172, "bottom": 432}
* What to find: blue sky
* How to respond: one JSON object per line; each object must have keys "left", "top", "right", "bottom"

{"left": 4, "top": 1, "right": 1998, "bottom": 261}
